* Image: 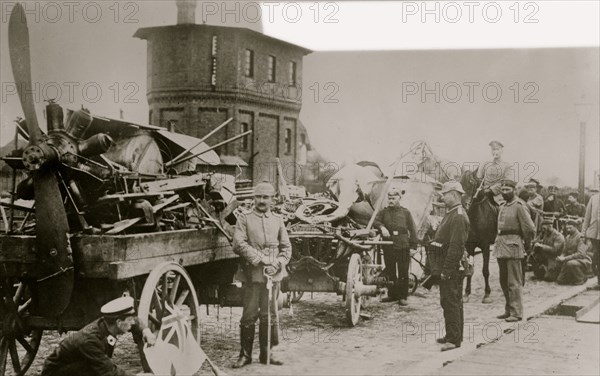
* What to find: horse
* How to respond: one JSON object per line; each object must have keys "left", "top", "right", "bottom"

{"left": 460, "top": 170, "right": 499, "bottom": 303}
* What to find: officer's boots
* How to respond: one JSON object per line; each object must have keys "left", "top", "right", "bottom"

{"left": 233, "top": 324, "right": 254, "bottom": 368}
{"left": 259, "top": 323, "right": 283, "bottom": 365}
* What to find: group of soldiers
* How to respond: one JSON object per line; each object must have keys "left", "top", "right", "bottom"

{"left": 39, "top": 141, "right": 600, "bottom": 374}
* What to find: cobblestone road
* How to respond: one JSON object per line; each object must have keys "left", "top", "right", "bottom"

{"left": 23, "top": 253, "right": 593, "bottom": 375}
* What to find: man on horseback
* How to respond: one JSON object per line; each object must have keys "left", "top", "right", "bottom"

{"left": 475, "top": 140, "right": 514, "bottom": 206}
{"left": 495, "top": 179, "right": 536, "bottom": 322}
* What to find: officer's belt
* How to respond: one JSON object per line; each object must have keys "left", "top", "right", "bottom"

{"left": 498, "top": 230, "right": 522, "bottom": 236}
{"left": 390, "top": 228, "right": 409, "bottom": 235}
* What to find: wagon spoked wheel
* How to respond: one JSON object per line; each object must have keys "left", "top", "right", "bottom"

{"left": 345, "top": 254, "right": 363, "bottom": 327}
{"left": 137, "top": 262, "right": 200, "bottom": 372}
{"left": 0, "top": 279, "right": 42, "bottom": 376}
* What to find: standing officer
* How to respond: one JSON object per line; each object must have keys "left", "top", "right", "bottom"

{"left": 374, "top": 187, "right": 418, "bottom": 306}
{"left": 495, "top": 179, "right": 536, "bottom": 322}
{"left": 232, "top": 182, "right": 291, "bottom": 368}
{"left": 582, "top": 181, "right": 600, "bottom": 289}
{"left": 42, "top": 296, "right": 156, "bottom": 376}
{"left": 475, "top": 140, "right": 514, "bottom": 205}
{"left": 430, "top": 181, "right": 469, "bottom": 352}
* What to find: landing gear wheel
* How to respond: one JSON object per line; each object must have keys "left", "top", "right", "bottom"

{"left": 0, "top": 279, "right": 42, "bottom": 376}
{"left": 137, "top": 262, "right": 200, "bottom": 372}
{"left": 345, "top": 254, "right": 363, "bottom": 327}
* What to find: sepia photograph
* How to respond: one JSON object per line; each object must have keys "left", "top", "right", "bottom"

{"left": 0, "top": 1, "right": 598, "bottom": 375}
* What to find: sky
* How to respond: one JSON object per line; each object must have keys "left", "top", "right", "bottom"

{"left": 0, "top": 0, "right": 599, "bottom": 186}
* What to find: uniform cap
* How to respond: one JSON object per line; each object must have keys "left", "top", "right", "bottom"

{"left": 101, "top": 296, "right": 135, "bottom": 318}
{"left": 529, "top": 178, "right": 541, "bottom": 187}
{"left": 524, "top": 182, "right": 537, "bottom": 189}
{"left": 253, "top": 182, "right": 275, "bottom": 196}
{"left": 489, "top": 140, "right": 504, "bottom": 149}
{"left": 565, "top": 219, "right": 580, "bottom": 226}
{"left": 500, "top": 179, "right": 517, "bottom": 188}
{"left": 548, "top": 185, "right": 558, "bottom": 192}
{"left": 440, "top": 180, "right": 465, "bottom": 194}
{"left": 387, "top": 187, "right": 405, "bottom": 197}
{"left": 542, "top": 218, "right": 554, "bottom": 225}
{"left": 568, "top": 191, "right": 579, "bottom": 199}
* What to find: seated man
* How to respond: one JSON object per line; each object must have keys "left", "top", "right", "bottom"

{"left": 532, "top": 218, "right": 565, "bottom": 281}
{"left": 556, "top": 220, "right": 592, "bottom": 285}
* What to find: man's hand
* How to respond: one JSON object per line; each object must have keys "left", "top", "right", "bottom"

{"left": 264, "top": 265, "right": 277, "bottom": 276}
{"left": 440, "top": 272, "right": 448, "bottom": 281}
{"left": 261, "top": 255, "right": 273, "bottom": 266}
{"left": 142, "top": 328, "right": 156, "bottom": 346}
{"left": 380, "top": 227, "right": 390, "bottom": 238}
{"left": 556, "top": 256, "right": 565, "bottom": 263}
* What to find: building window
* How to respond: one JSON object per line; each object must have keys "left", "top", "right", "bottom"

{"left": 245, "top": 49, "right": 254, "bottom": 78}
{"left": 285, "top": 128, "right": 292, "bottom": 154}
{"left": 268, "top": 55, "right": 276, "bottom": 82}
{"left": 288, "top": 61, "right": 297, "bottom": 86}
{"left": 241, "top": 122, "right": 249, "bottom": 151}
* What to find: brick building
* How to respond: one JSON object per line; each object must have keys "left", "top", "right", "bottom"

{"left": 134, "top": 0, "right": 312, "bottom": 186}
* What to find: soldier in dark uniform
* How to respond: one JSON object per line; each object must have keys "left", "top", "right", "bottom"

{"left": 374, "top": 187, "right": 418, "bottom": 306}
{"left": 430, "top": 181, "right": 470, "bottom": 352}
{"left": 232, "top": 182, "right": 292, "bottom": 368}
{"left": 544, "top": 185, "right": 565, "bottom": 214}
{"left": 41, "top": 296, "right": 156, "bottom": 376}
{"left": 495, "top": 179, "right": 536, "bottom": 322}
{"left": 565, "top": 192, "right": 586, "bottom": 217}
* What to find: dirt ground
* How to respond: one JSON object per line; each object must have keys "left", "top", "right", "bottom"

{"left": 22, "top": 253, "right": 590, "bottom": 376}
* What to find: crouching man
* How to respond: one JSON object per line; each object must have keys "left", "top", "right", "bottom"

{"left": 232, "top": 182, "right": 291, "bottom": 368}
{"left": 41, "top": 297, "right": 156, "bottom": 376}
{"left": 556, "top": 220, "right": 592, "bottom": 285}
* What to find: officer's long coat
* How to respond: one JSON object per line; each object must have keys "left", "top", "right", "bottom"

{"left": 233, "top": 209, "right": 292, "bottom": 283}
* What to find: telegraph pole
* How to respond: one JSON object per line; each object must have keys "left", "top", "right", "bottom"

{"left": 576, "top": 103, "right": 592, "bottom": 202}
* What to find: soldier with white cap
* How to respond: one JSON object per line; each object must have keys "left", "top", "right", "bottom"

{"left": 42, "top": 296, "right": 155, "bottom": 376}
{"left": 232, "top": 182, "right": 292, "bottom": 368}
{"left": 430, "top": 181, "right": 470, "bottom": 351}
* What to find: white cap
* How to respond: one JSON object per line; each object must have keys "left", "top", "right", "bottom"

{"left": 100, "top": 296, "right": 135, "bottom": 318}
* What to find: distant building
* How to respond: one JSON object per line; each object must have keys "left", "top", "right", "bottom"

{"left": 134, "top": 0, "right": 312, "bottom": 186}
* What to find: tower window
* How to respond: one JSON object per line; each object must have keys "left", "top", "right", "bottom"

{"left": 245, "top": 49, "right": 254, "bottom": 78}
{"left": 288, "top": 61, "right": 297, "bottom": 86}
{"left": 241, "top": 122, "right": 249, "bottom": 151}
{"left": 268, "top": 55, "right": 276, "bottom": 82}
{"left": 285, "top": 128, "right": 292, "bottom": 154}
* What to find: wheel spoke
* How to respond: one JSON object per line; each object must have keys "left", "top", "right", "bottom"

{"left": 8, "top": 339, "right": 21, "bottom": 373}
{"left": 18, "top": 298, "right": 32, "bottom": 314}
{"left": 0, "top": 337, "right": 9, "bottom": 374}
{"left": 13, "top": 283, "right": 25, "bottom": 304}
{"left": 16, "top": 336, "right": 34, "bottom": 354}
{"left": 169, "top": 274, "right": 181, "bottom": 305}
{"left": 175, "top": 288, "right": 189, "bottom": 306}
{"left": 152, "top": 288, "right": 163, "bottom": 315}
{"left": 149, "top": 313, "right": 161, "bottom": 327}
{"left": 161, "top": 274, "right": 168, "bottom": 310}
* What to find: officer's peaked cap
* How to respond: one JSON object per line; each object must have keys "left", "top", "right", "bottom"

{"left": 489, "top": 140, "right": 504, "bottom": 149}
{"left": 101, "top": 296, "right": 135, "bottom": 318}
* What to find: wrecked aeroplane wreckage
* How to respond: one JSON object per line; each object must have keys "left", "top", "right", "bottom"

{"left": 279, "top": 151, "right": 442, "bottom": 326}
{"left": 0, "top": 4, "right": 242, "bottom": 375}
